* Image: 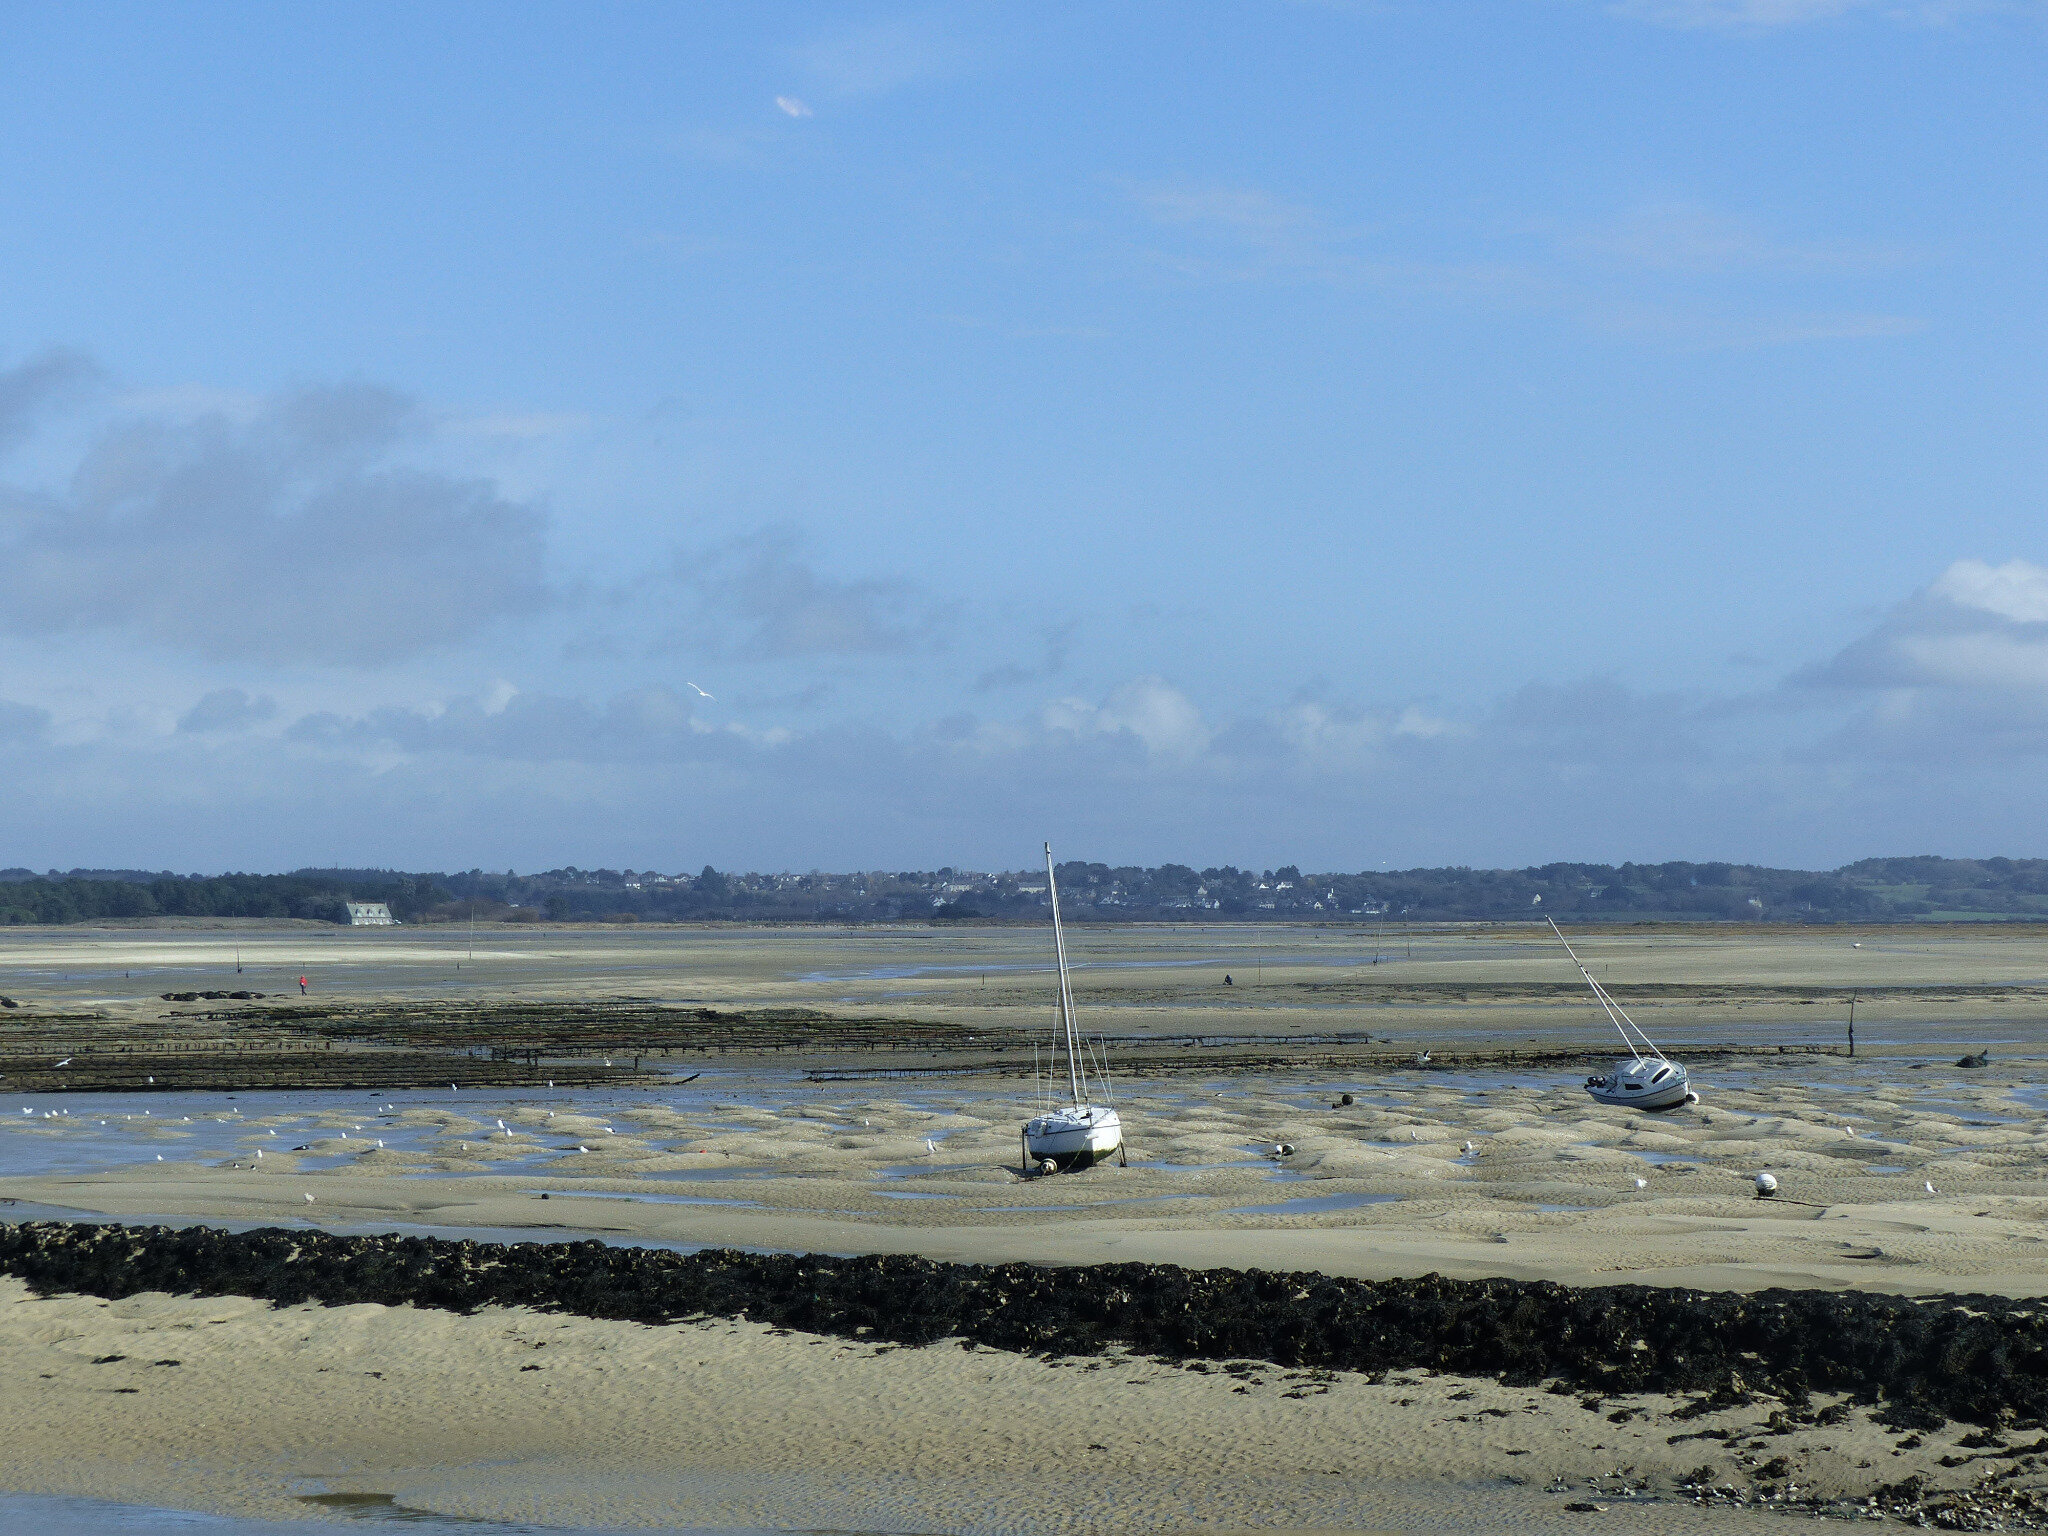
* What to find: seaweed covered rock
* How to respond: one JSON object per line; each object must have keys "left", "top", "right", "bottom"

{"left": 1, "top": 1220, "right": 2042, "bottom": 1429}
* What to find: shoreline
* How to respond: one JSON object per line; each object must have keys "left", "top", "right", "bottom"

{"left": 15, "top": 1174, "right": 2048, "bottom": 1296}
{"left": 2, "top": 1223, "right": 2045, "bottom": 1531}
{"left": 4, "top": 1218, "right": 2041, "bottom": 1419}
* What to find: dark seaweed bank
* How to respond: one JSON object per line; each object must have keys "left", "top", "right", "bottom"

{"left": 2, "top": 1220, "right": 2044, "bottom": 1431}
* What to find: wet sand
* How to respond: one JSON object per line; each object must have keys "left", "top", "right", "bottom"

{"left": 8, "top": 1052, "right": 2048, "bottom": 1294}
{"left": 0, "top": 1273, "right": 2000, "bottom": 1534}
{"left": 5, "top": 920, "right": 2048, "bottom": 1529}
{"left": 8, "top": 919, "right": 2048, "bottom": 1052}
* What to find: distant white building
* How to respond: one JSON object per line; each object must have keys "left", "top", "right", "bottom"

{"left": 343, "top": 902, "right": 397, "bottom": 926}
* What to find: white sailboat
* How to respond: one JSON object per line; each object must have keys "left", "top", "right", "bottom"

{"left": 1547, "top": 916, "right": 1696, "bottom": 1112}
{"left": 1022, "top": 844, "right": 1125, "bottom": 1173}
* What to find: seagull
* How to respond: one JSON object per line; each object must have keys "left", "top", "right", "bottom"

{"left": 1416, "top": 1051, "right": 1431, "bottom": 1066}
{"left": 1926, "top": 1181, "right": 1938, "bottom": 1195}
{"left": 1634, "top": 1177, "right": 1648, "bottom": 1190}
{"left": 53, "top": 1058, "right": 70, "bottom": 1068}
{"left": 304, "top": 1193, "right": 314, "bottom": 1203}
{"left": 255, "top": 1150, "right": 262, "bottom": 1159}
{"left": 1845, "top": 1126, "right": 1856, "bottom": 1137}
{"left": 1463, "top": 1140, "right": 1475, "bottom": 1155}
{"left": 685, "top": 682, "right": 715, "bottom": 701}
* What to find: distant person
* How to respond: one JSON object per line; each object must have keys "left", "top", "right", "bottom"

{"left": 298, "top": 975, "right": 308, "bottom": 995}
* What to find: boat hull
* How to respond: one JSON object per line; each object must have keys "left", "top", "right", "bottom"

{"left": 1585, "top": 1059, "right": 1693, "bottom": 1112}
{"left": 1025, "top": 1106, "right": 1123, "bottom": 1170}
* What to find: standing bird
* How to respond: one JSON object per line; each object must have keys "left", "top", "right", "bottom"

{"left": 1634, "top": 1177, "right": 1648, "bottom": 1190}
{"left": 1925, "top": 1181, "right": 1938, "bottom": 1195}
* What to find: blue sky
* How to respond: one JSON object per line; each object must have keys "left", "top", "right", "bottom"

{"left": 0, "top": 0, "right": 2044, "bottom": 874}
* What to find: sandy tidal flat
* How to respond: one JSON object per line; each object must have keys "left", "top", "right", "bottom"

{"left": 0, "top": 1274, "right": 2011, "bottom": 1534}
{"left": 8, "top": 1054, "right": 2048, "bottom": 1292}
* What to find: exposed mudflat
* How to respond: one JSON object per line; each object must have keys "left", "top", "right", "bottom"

{"left": 4, "top": 920, "right": 2048, "bottom": 1529}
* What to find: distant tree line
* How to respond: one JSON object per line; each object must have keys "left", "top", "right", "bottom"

{"left": 3, "top": 854, "right": 2047, "bottom": 926}
{"left": 0, "top": 870, "right": 449, "bottom": 927}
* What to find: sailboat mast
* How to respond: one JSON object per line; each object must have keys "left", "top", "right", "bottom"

{"left": 1045, "top": 843, "right": 1084, "bottom": 1105}
{"left": 1546, "top": 916, "right": 1664, "bottom": 1062}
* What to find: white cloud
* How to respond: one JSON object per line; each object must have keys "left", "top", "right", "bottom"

{"left": 1792, "top": 558, "right": 2048, "bottom": 758}
{"left": 177, "top": 688, "right": 278, "bottom": 734}
{"left": 774, "top": 96, "right": 813, "bottom": 118}
{"left": 6, "top": 641, "right": 2047, "bottom": 870}
{"left": 1929, "top": 558, "right": 2048, "bottom": 624}
{"left": 0, "top": 350, "right": 98, "bottom": 454}
{"left": 1803, "top": 559, "right": 2048, "bottom": 695}
{"left": 0, "top": 377, "right": 551, "bottom": 665}
{"left": 668, "top": 527, "right": 953, "bottom": 660}
{"left": 288, "top": 684, "right": 720, "bottom": 764}
{"left": 1039, "top": 678, "right": 1211, "bottom": 759}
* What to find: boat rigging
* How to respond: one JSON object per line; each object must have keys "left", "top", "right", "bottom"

{"left": 1547, "top": 916, "right": 1696, "bottom": 1112}
{"left": 1021, "top": 843, "right": 1126, "bottom": 1173}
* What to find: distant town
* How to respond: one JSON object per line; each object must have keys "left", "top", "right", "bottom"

{"left": 1, "top": 855, "right": 2044, "bottom": 926}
